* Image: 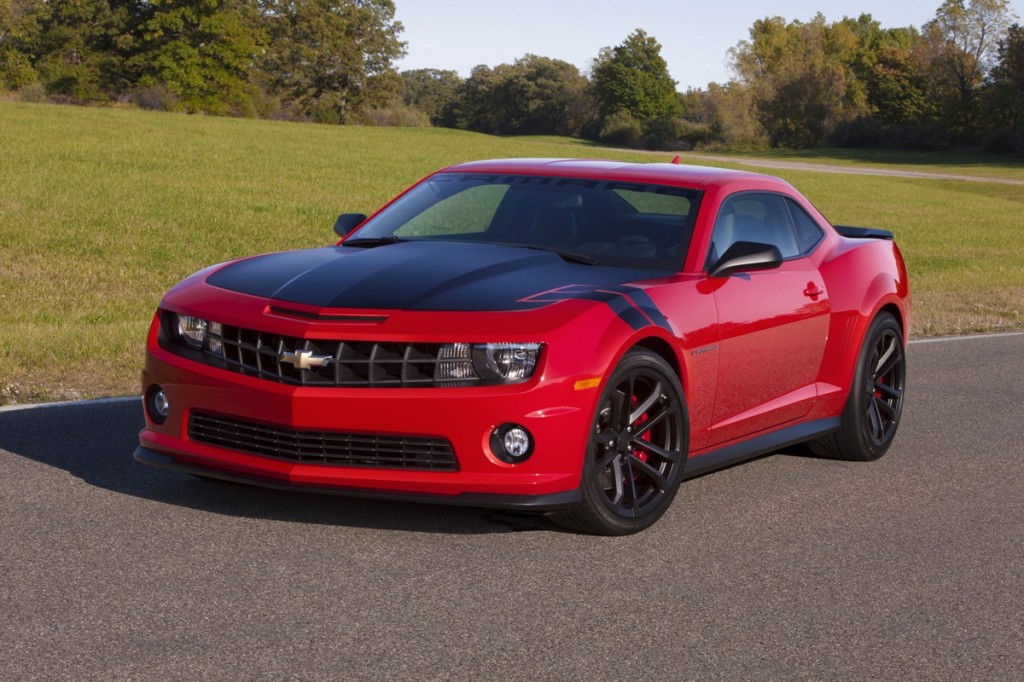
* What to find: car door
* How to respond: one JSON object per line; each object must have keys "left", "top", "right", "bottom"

{"left": 704, "top": 192, "right": 830, "bottom": 446}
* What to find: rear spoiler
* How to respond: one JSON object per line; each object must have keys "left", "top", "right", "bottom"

{"left": 834, "top": 225, "right": 893, "bottom": 240}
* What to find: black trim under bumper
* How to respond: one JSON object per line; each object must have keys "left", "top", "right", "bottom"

{"left": 133, "top": 446, "right": 582, "bottom": 511}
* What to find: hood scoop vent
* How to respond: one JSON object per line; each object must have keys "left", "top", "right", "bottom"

{"left": 267, "top": 306, "right": 388, "bottom": 324}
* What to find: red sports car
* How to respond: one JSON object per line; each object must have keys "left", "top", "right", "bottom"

{"left": 136, "top": 158, "right": 909, "bottom": 534}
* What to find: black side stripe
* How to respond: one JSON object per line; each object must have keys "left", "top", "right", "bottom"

{"left": 519, "top": 284, "right": 673, "bottom": 333}
{"left": 603, "top": 285, "right": 673, "bottom": 333}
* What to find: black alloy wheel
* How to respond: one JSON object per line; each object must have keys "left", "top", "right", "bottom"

{"left": 865, "top": 325, "right": 905, "bottom": 447}
{"left": 811, "top": 311, "right": 906, "bottom": 461}
{"left": 554, "top": 349, "right": 688, "bottom": 535}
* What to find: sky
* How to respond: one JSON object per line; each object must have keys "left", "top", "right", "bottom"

{"left": 393, "top": 0, "right": 1024, "bottom": 91}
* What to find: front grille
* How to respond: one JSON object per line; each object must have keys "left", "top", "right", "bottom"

{"left": 214, "top": 324, "right": 446, "bottom": 387}
{"left": 188, "top": 411, "right": 458, "bottom": 471}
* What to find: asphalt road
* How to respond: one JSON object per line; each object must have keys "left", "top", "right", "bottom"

{"left": 2, "top": 334, "right": 1022, "bottom": 680}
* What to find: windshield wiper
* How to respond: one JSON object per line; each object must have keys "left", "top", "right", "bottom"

{"left": 341, "top": 236, "right": 404, "bottom": 248}
{"left": 559, "top": 251, "right": 601, "bottom": 266}
{"left": 517, "top": 244, "right": 600, "bottom": 266}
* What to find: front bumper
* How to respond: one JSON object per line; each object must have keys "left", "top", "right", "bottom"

{"left": 137, "top": 334, "right": 596, "bottom": 506}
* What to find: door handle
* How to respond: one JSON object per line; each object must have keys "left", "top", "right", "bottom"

{"left": 803, "top": 283, "right": 823, "bottom": 298}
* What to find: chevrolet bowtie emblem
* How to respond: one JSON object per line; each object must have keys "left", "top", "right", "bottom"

{"left": 279, "top": 349, "right": 332, "bottom": 370}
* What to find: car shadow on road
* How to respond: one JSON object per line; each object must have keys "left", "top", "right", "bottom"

{"left": 0, "top": 400, "right": 558, "bottom": 534}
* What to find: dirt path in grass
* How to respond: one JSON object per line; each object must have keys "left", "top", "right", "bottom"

{"left": 686, "top": 153, "right": 1024, "bottom": 185}
{"left": 602, "top": 148, "right": 1024, "bottom": 185}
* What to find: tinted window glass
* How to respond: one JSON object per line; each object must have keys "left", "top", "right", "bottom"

{"left": 786, "top": 199, "right": 825, "bottom": 253}
{"left": 612, "top": 188, "right": 692, "bottom": 216}
{"left": 353, "top": 173, "right": 703, "bottom": 272}
{"left": 397, "top": 184, "right": 508, "bottom": 237}
{"left": 707, "top": 192, "right": 801, "bottom": 266}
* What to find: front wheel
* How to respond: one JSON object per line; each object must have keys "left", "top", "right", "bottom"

{"left": 553, "top": 350, "right": 689, "bottom": 535}
{"left": 811, "top": 311, "right": 906, "bottom": 461}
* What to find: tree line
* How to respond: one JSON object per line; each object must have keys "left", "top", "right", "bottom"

{"left": 0, "top": 0, "right": 405, "bottom": 122}
{"left": 2, "top": 0, "right": 1023, "bottom": 154}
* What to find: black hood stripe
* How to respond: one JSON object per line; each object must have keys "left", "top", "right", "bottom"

{"left": 205, "top": 242, "right": 668, "bottom": 313}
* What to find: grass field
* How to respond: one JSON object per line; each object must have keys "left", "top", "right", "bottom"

{"left": 1, "top": 102, "right": 1022, "bottom": 404}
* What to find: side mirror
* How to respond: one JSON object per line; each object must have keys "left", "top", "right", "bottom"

{"left": 709, "top": 241, "right": 783, "bottom": 278}
{"left": 333, "top": 213, "right": 367, "bottom": 238}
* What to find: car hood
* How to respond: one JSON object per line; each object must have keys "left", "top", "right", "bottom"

{"left": 204, "top": 241, "right": 662, "bottom": 312}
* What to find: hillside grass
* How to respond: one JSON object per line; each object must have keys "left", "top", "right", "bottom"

{"left": 1, "top": 102, "right": 1022, "bottom": 404}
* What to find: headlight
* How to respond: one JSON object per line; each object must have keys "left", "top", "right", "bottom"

{"left": 172, "top": 314, "right": 223, "bottom": 355}
{"left": 174, "top": 314, "right": 208, "bottom": 350}
{"left": 476, "top": 343, "right": 541, "bottom": 381}
{"left": 435, "top": 342, "right": 542, "bottom": 384}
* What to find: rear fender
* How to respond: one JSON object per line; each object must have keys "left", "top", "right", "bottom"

{"left": 822, "top": 285, "right": 907, "bottom": 411}
{"left": 817, "top": 240, "right": 909, "bottom": 408}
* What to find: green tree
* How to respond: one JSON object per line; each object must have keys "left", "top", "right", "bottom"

{"left": 445, "top": 63, "right": 501, "bottom": 131}
{"left": 924, "top": 0, "right": 1016, "bottom": 140}
{"left": 261, "top": 0, "right": 406, "bottom": 124}
{"left": 0, "top": 0, "right": 48, "bottom": 89}
{"left": 730, "top": 14, "right": 870, "bottom": 147}
{"left": 446, "top": 55, "right": 592, "bottom": 135}
{"left": 400, "top": 68, "right": 461, "bottom": 125}
{"left": 23, "top": 0, "right": 135, "bottom": 101}
{"left": 985, "top": 23, "right": 1024, "bottom": 151}
{"left": 592, "top": 29, "right": 680, "bottom": 124}
{"left": 127, "top": 0, "right": 263, "bottom": 115}
{"left": 840, "top": 15, "right": 935, "bottom": 124}
{"left": 680, "top": 82, "right": 766, "bottom": 149}
{"left": 522, "top": 54, "right": 592, "bottom": 135}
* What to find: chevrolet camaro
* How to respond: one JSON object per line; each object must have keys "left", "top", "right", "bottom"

{"left": 135, "top": 158, "right": 909, "bottom": 535}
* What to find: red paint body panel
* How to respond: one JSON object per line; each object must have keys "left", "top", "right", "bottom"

{"left": 136, "top": 159, "right": 910, "bottom": 508}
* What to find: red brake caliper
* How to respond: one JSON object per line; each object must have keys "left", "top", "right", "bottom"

{"left": 630, "top": 395, "right": 650, "bottom": 464}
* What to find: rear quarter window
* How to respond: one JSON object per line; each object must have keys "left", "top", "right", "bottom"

{"left": 786, "top": 199, "right": 825, "bottom": 253}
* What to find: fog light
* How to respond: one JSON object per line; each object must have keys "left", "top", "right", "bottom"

{"left": 146, "top": 385, "right": 169, "bottom": 425}
{"left": 490, "top": 424, "right": 534, "bottom": 464}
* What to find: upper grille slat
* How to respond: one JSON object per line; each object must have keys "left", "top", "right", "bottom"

{"left": 212, "top": 324, "right": 449, "bottom": 388}
{"left": 188, "top": 412, "right": 458, "bottom": 471}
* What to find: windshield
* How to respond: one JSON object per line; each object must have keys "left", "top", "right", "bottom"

{"left": 348, "top": 173, "right": 702, "bottom": 271}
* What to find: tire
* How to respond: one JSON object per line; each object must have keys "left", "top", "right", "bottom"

{"left": 553, "top": 349, "right": 689, "bottom": 535}
{"left": 810, "top": 312, "right": 906, "bottom": 461}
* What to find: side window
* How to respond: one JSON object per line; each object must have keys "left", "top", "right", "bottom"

{"left": 708, "top": 191, "right": 827, "bottom": 268}
{"left": 707, "top": 192, "right": 802, "bottom": 267}
{"left": 786, "top": 199, "right": 825, "bottom": 253}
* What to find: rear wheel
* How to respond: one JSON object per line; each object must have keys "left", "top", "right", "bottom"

{"left": 553, "top": 350, "right": 688, "bottom": 535}
{"left": 811, "top": 312, "right": 906, "bottom": 461}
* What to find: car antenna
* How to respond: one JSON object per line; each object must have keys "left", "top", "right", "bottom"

{"left": 671, "top": 155, "right": 681, "bottom": 164}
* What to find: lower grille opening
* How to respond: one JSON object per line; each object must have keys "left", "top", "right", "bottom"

{"left": 188, "top": 411, "right": 458, "bottom": 471}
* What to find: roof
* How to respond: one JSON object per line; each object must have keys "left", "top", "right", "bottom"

{"left": 441, "top": 158, "right": 783, "bottom": 191}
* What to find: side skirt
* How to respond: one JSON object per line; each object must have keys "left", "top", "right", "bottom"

{"left": 683, "top": 418, "right": 841, "bottom": 480}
